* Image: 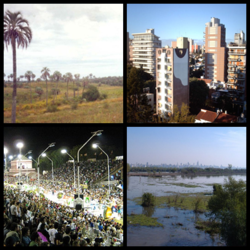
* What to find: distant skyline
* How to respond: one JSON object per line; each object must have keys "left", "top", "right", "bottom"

{"left": 4, "top": 4, "right": 122, "bottom": 80}
{"left": 127, "top": 127, "right": 246, "bottom": 168}
{"left": 127, "top": 4, "right": 246, "bottom": 47}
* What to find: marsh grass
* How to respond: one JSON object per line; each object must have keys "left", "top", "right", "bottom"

{"left": 132, "top": 193, "right": 210, "bottom": 212}
{"left": 127, "top": 214, "right": 163, "bottom": 227}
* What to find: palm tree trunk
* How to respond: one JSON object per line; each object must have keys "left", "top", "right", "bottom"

{"left": 11, "top": 37, "right": 17, "bottom": 123}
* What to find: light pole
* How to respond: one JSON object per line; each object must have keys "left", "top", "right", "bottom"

{"left": 16, "top": 142, "right": 24, "bottom": 190}
{"left": 92, "top": 144, "right": 110, "bottom": 196}
{"left": 4, "top": 147, "right": 8, "bottom": 184}
{"left": 42, "top": 153, "right": 54, "bottom": 186}
{"left": 76, "top": 130, "right": 103, "bottom": 198}
{"left": 37, "top": 142, "right": 55, "bottom": 199}
{"left": 28, "top": 156, "right": 38, "bottom": 184}
{"left": 8, "top": 155, "right": 13, "bottom": 184}
{"left": 61, "top": 149, "right": 75, "bottom": 188}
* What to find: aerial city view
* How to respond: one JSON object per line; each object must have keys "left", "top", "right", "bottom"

{"left": 4, "top": 4, "right": 123, "bottom": 123}
{"left": 127, "top": 4, "right": 246, "bottom": 123}
{"left": 127, "top": 127, "right": 246, "bottom": 246}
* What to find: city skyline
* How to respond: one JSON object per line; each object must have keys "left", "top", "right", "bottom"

{"left": 127, "top": 127, "right": 246, "bottom": 168}
{"left": 127, "top": 4, "right": 246, "bottom": 47}
{"left": 4, "top": 4, "right": 123, "bottom": 80}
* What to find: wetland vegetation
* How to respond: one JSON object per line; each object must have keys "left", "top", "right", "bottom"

{"left": 127, "top": 175, "right": 246, "bottom": 246}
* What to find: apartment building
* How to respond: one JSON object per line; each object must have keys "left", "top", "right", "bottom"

{"left": 131, "top": 29, "right": 161, "bottom": 77}
{"left": 204, "top": 17, "right": 228, "bottom": 84}
{"left": 155, "top": 47, "right": 189, "bottom": 118}
{"left": 226, "top": 31, "right": 246, "bottom": 104}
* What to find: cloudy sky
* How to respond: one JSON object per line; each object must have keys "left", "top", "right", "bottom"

{"left": 4, "top": 4, "right": 123, "bottom": 80}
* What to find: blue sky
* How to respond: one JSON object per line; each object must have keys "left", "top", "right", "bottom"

{"left": 127, "top": 127, "right": 246, "bottom": 168}
{"left": 127, "top": 4, "right": 246, "bottom": 47}
{"left": 4, "top": 4, "right": 122, "bottom": 80}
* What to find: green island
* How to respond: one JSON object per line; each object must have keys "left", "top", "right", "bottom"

{"left": 127, "top": 214, "right": 163, "bottom": 227}
{"left": 131, "top": 192, "right": 210, "bottom": 211}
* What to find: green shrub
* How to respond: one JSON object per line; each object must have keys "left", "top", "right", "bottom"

{"left": 82, "top": 85, "right": 100, "bottom": 101}
{"left": 71, "top": 101, "right": 78, "bottom": 110}
{"left": 142, "top": 192, "right": 155, "bottom": 207}
{"left": 46, "top": 104, "right": 58, "bottom": 112}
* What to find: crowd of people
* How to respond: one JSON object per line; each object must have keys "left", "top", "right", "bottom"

{"left": 3, "top": 160, "right": 123, "bottom": 247}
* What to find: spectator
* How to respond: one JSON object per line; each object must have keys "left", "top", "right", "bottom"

{"left": 48, "top": 221, "right": 58, "bottom": 246}
{"left": 29, "top": 231, "right": 42, "bottom": 246}
{"left": 22, "top": 227, "right": 31, "bottom": 246}
{"left": 4, "top": 222, "right": 21, "bottom": 245}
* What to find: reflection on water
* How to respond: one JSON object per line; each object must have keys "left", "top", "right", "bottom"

{"left": 142, "top": 206, "right": 155, "bottom": 217}
{"left": 127, "top": 175, "right": 246, "bottom": 246}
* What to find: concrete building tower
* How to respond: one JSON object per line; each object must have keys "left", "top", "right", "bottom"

{"left": 131, "top": 29, "right": 162, "bottom": 78}
{"left": 155, "top": 47, "right": 189, "bottom": 118}
{"left": 204, "top": 17, "right": 228, "bottom": 85}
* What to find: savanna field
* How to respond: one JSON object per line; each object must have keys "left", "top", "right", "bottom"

{"left": 4, "top": 81, "right": 123, "bottom": 123}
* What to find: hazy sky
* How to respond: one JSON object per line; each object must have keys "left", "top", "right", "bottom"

{"left": 127, "top": 3, "right": 246, "bottom": 47}
{"left": 127, "top": 127, "right": 246, "bottom": 168}
{"left": 4, "top": 4, "right": 123, "bottom": 80}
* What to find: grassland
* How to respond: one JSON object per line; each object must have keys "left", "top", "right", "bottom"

{"left": 4, "top": 81, "right": 123, "bottom": 123}
{"left": 127, "top": 214, "right": 163, "bottom": 227}
{"left": 131, "top": 192, "right": 211, "bottom": 212}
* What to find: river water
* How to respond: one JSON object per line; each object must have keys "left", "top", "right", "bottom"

{"left": 127, "top": 174, "right": 246, "bottom": 246}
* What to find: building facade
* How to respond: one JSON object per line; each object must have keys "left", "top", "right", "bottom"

{"left": 226, "top": 31, "right": 246, "bottom": 105}
{"left": 155, "top": 47, "right": 189, "bottom": 118}
{"left": 204, "top": 17, "right": 228, "bottom": 84}
{"left": 131, "top": 29, "right": 161, "bottom": 77}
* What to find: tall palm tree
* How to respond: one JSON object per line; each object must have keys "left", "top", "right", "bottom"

{"left": 41, "top": 67, "right": 50, "bottom": 106}
{"left": 31, "top": 73, "right": 36, "bottom": 82}
{"left": 25, "top": 70, "right": 33, "bottom": 103}
{"left": 65, "top": 72, "right": 72, "bottom": 99}
{"left": 52, "top": 71, "right": 61, "bottom": 101}
{"left": 74, "top": 73, "right": 80, "bottom": 97}
{"left": 4, "top": 10, "right": 32, "bottom": 123}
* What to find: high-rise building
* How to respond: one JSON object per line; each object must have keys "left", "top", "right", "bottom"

{"left": 131, "top": 29, "right": 161, "bottom": 78}
{"left": 177, "top": 37, "right": 189, "bottom": 49}
{"left": 226, "top": 31, "right": 246, "bottom": 107}
{"left": 188, "top": 38, "right": 193, "bottom": 53}
{"left": 155, "top": 47, "right": 189, "bottom": 118}
{"left": 204, "top": 17, "right": 228, "bottom": 84}
{"left": 234, "top": 30, "right": 245, "bottom": 45}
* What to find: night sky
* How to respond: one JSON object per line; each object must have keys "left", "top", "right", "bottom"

{"left": 4, "top": 125, "right": 124, "bottom": 159}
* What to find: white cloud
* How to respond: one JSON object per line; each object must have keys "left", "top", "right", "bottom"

{"left": 4, "top": 4, "right": 123, "bottom": 78}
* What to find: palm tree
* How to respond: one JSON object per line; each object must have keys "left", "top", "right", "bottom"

{"left": 31, "top": 73, "right": 36, "bottom": 82}
{"left": 41, "top": 67, "right": 50, "bottom": 106}
{"left": 9, "top": 73, "right": 13, "bottom": 82}
{"left": 74, "top": 73, "right": 80, "bottom": 97}
{"left": 4, "top": 10, "right": 32, "bottom": 123}
{"left": 65, "top": 72, "right": 73, "bottom": 99}
{"left": 52, "top": 71, "right": 61, "bottom": 101}
{"left": 25, "top": 70, "right": 33, "bottom": 103}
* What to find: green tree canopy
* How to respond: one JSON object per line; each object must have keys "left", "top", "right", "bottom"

{"left": 189, "top": 79, "right": 209, "bottom": 114}
{"left": 207, "top": 177, "right": 246, "bottom": 246}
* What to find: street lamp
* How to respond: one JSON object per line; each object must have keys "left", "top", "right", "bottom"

{"left": 42, "top": 153, "right": 54, "bottom": 186}
{"left": 76, "top": 130, "right": 103, "bottom": 198}
{"left": 16, "top": 142, "right": 24, "bottom": 190}
{"left": 24, "top": 150, "right": 32, "bottom": 156}
{"left": 37, "top": 142, "right": 56, "bottom": 199}
{"left": 92, "top": 143, "right": 110, "bottom": 196}
{"left": 61, "top": 149, "right": 75, "bottom": 188}
{"left": 28, "top": 156, "right": 38, "bottom": 184}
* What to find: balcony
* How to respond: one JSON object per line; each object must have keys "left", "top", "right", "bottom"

{"left": 228, "top": 51, "right": 246, "bottom": 55}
